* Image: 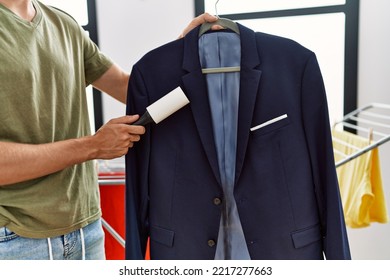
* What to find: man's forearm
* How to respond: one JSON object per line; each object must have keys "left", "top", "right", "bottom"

{"left": 0, "top": 115, "right": 144, "bottom": 186}
{"left": 0, "top": 137, "right": 95, "bottom": 186}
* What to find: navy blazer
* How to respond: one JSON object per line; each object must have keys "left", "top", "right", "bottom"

{"left": 125, "top": 23, "right": 351, "bottom": 260}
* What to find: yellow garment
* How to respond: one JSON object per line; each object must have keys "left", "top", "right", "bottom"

{"left": 332, "top": 129, "right": 388, "bottom": 228}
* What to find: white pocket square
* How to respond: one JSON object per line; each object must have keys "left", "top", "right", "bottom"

{"left": 250, "top": 114, "right": 288, "bottom": 131}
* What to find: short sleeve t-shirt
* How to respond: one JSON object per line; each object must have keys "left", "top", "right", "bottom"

{"left": 0, "top": 0, "right": 113, "bottom": 238}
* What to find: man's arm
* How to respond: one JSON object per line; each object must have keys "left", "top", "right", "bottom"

{"left": 0, "top": 115, "right": 145, "bottom": 186}
{"left": 92, "top": 63, "right": 129, "bottom": 104}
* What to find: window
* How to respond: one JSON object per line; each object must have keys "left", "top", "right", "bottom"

{"left": 40, "top": 0, "right": 102, "bottom": 132}
{"left": 204, "top": 0, "right": 346, "bottom": 14}
{"left": 196, "top": 0, "right": 359, "bottom": 124}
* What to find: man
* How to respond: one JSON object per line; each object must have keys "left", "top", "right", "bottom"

{"left": 0, "top": 0, "right": 218, "bottom": 260}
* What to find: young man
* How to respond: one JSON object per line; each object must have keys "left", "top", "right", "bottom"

{"left": 0, "top": 0, "right": 218, "bottom": 260}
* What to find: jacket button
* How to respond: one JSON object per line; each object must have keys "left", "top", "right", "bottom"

{"left": 213, "top": 197, "right": 222, "bottom": 205}
{"left": 207, "top": 239, "right": 216, "bottom": 247}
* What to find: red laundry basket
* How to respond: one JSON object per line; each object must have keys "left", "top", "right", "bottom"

{"left": 99, "top": 168, "right": 150, "bottom": 260}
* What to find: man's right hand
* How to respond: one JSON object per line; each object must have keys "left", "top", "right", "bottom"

{"left": 90, "top": 115, "right": 146, "bottom": 159}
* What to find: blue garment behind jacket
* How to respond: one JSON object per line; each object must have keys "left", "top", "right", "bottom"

{"left": 199, "top": 31, "right": 250, "bottom": 260}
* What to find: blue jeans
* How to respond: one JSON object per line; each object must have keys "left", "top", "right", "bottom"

{"left": 0, "top": 218, "right": 105, "bottom": 260}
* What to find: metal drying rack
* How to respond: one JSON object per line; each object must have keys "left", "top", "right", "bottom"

{"left": 99, "top": 175, "right": 126, "bottom": 248}
{"left": 332, "top": 103, "right": 390, "bottom": 168}
{"left": 98, "top": 157, "right": 127, "bottom": 249}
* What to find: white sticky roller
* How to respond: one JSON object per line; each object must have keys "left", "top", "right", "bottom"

{"left": 147, "top": 87, "right": 190, "bottom": 124}
{"left": 133, "top": 87, "right": 190, "bottom": 125}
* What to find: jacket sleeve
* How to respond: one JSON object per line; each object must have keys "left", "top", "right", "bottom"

{"left": 301, "top": 53, "right": 351, "bottom": 259}
{"left": 125, "top": 64, "right": 151, "bottom": 260}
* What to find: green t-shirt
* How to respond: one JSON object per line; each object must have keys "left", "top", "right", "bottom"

{"left": 0, "top": 0, "right": 113, "bottom": 238}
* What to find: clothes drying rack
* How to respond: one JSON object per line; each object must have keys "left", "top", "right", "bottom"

{"left": 99, "top": 103, "right": 390, "bottom": 249}
{"left": 332, "top": 102, "right": 390, "bottom": 168}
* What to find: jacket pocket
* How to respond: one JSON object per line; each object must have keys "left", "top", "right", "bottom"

{"left": 290, "top": 224, "right": 322, "bottom": 249}
{"left": 150, "top": 225, "right": 175, "bottom": 247}
{"left": 250, "top": 114, "right": 290, "bottom": 137}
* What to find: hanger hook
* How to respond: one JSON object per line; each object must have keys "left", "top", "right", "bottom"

{"left": 215, "top": 0, "right": 220, "bottom": 18}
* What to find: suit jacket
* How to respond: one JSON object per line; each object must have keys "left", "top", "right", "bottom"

{"left": 125, "top": 23, "right": 351, "bottom": 260}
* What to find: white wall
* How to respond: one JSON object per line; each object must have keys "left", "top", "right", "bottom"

{"left": 96, "top": 0, "right": 194, "bottom": 121}
{"left": 348, "top": 0, "right": 390, "bottom": 260}
{"left": 96, "top": 0, "right": 390, "bottom": 259}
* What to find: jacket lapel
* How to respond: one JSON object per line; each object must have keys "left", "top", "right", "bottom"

{"left": 235, "top": 24, "right": 262, "bottom": 185}
{"left": 181, "top": 28, "right": 222, "bottom": 186}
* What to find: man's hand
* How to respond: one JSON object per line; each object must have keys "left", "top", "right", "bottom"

{"left": 179, "top": 12, "right": 223, "bottom": 38}
{"left": 90, "top": 115, "right": 146, "bottom": 159}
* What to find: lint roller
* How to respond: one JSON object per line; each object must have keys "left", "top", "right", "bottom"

{"left": 133, "top": 87, "right": 190, "bottom": 126}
